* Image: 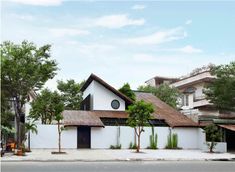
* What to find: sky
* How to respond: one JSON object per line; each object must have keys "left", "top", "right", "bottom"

{"left": 1, "top": 0, "right": 235, "bottom": 90}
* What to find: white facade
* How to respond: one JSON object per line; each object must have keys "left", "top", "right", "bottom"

{"left": 30, "top": 125, "right": 206, "bottom": 150}
{"left": 83, "top": 80, "right": 126, "bottom": 111}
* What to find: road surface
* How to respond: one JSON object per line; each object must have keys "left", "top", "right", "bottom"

{"left": 1, "top": 161, "right": 235, "bottom": 172}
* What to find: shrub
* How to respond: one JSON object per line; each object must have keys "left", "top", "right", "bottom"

{"left": 165, "top": 133, "right": 178, "bottom": 149}
{"left": 148, "top": 127, "right": 158, "bottom": 149}
{"left": 204, "top": 124, "right": 222, "bottom": 153}
{"left": 110, "top": 144, "right": 121, "bottom": 149}
{"left": 129, "top": 142, "right": 137, "bottom": 149}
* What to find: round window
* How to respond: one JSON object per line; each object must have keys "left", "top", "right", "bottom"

{"left": 111, "top": 99, "right": 120, "bottom": 109}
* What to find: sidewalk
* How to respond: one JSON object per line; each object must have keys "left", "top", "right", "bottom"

{"left": 1, "top": 149, "right": 235, "bottom": 162}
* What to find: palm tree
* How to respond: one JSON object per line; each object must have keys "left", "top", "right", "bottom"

{"left": 24, "top": 121, "right": 38, "bottom": 152}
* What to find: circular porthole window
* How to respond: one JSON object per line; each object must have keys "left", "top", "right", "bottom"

{"left": 111, "top": 99, "right": 120, "bottom": 109}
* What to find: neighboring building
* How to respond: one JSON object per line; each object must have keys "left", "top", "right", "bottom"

{"left": 146, "top": 67, "right": 235, "bottom": 151}
{"left": 30, "top": 74, "right": 206, "bottom": 150}
{"left": 145, "top": 76, "right": 179, "bottom": 87}
{"left": 170, "top": 70, "right": 215, "bottom": 122}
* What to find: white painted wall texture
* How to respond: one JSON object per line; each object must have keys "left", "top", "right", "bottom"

{"left": 30, "top": 125, "right": 205, "bottom": 150}
{"left": 82, "top": 80, "right": 125, "bottom": 111}
{"left": 30, "top": 125, "right": 77, "bottom": 148}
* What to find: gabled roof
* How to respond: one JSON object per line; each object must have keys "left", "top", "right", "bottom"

{"left": 135, "top": 92, "right": 198, "bottom": 127}
{"left": 81, "top": 74, "right": 133, "bottom": 105}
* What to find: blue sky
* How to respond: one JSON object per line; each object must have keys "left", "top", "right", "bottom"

{"left": 2, "top": 0, "right": 235, "bottom": 90}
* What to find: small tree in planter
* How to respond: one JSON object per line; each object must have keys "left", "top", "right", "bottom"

{"left": 127, "top": 100, "right": 154, "bottom": 153}
{"left": 24, "top": 121, "right": 38, "bottom": 152}
{"left": 54, "top": 113, "right": 65, "bottom": 154}
{"left": 204, "top": 124, "right": 222, "bottom": 153}
{"left": 51, "top": 92, "right": 65, "bottom": 154}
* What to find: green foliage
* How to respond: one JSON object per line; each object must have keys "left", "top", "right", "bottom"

{"left": 165, "top": 133, "right": 178, "bottom": 149}
{"left": 24, "top": 121, "right": 38, "bottom": 135}
{"left": 138, "top": 84, "right": 180, "bottom": 109}
{"left": 137, "top": 85, "right": 156, "bottom": 94}
{"left": 1, "top": 90, "right": 14, "bottom": 128}
{"left": 204, "top": 124, "right": 222, "bottom": 153}
{"left": 1, "top": 41, "right": 58, "bottom": 146}
{"left": 127, "top": 100, "right": 154, "bottom": 128}
{"left": 29, "top": 89, "right": 64, "bottom": 124}
{"left": 57, "top": 79, "right": 85, "bottom": 110}
{"left": 204, "top": 61, "right": 235, "bottom": 112}
{"left": 129, "top": 142, "right": 137, "bottom": 149}
{"left": 1, "top": 126, "right": 16, "bottom": 137}
{"left": 127, "top": 100, "right": 154, "bottom": 152}
{"left": 110, "top": 144, "right": 122, "bottom": 149}
{"left": 148, "top": 127, "right": 158, "bottom": 149}
{"left": 119, "top": 83, "right": 136, "bottom": 101}
{"left": 172, "top": 133, "right": 178, "bottom": 148}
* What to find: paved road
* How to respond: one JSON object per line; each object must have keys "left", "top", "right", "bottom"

{"left": 1, "top": 161, "right": 235, "bottom": 172}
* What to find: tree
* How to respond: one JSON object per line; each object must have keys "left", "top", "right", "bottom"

{"left": 1, "top": 41, "right": 58, "bottom": 148}
{"left": 138, "top": 84, "right": 180, "bottom": 108}
{"left": 118, "top": 83, "right": 136, "bottom": 101}
{"left": 29, "top": 89, "right": 63, "bottom": 124}
{"left": 57, "top": 79, "right": 85, "bottom": 110}
{"left": 204, "top": 124, "right": 222, "bottom": 153}
{"left": 1, "top": 87, "right": 15, "bottom": 128}
{"left": 127, "top": 100, "right": 154, "bottom": 153}
{"left": 55, "top": 113, "right": 64, "bottom": 153}
{"left": 204, "top": 61, "right": 235, "bottom": 112}
{"left": 29, "top": 89, "right": 64, "bottom": 153}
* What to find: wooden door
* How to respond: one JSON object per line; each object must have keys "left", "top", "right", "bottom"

{"left": 77, "top": 127, "right": 91, "bottom": 148}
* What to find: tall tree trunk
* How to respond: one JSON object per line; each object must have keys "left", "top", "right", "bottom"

{"left": 210, "top": 142, "right": 214, "bottom": 153}
{"left": 137, "top": 127, "right": 141, "bottom": 153}
{"left": 13, "top": 98, "right": 21, "bottom": 149}
{"left": 137, "top": 135, "right": 140, "bottom": 153}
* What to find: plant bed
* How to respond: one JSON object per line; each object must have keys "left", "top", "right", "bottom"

{"left": 165, "top": 147, "right": 182, "bottom": 150}
{"left": 51, "top": 151, "right": 67, "bottom": 154}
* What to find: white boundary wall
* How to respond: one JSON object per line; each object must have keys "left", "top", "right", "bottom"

{"left": 30, "top": 125, "right": 205, "bottom": 149}
{"left": 30, "top": 125, "right": 77, "bottom": 148}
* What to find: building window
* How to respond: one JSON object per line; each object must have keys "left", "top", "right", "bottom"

{"left": 111, "top": 99, "right": 120, "bottom": 109}
{"left": 185, "top": 95, "right": 189, "bottom": 106}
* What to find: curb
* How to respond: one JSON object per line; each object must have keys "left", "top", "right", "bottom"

{"left": 2, "top": 158, "right": 235, "bottom": 162}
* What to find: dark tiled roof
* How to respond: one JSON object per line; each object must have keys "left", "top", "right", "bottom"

{"left": 135, "top": 92, "right": 198, "bottom": 127}
{"left": 63, "top": 110, "right": 164, "bottom": 126}
{"left": 80, "top": 74, "right": 133, "bottom": 105}
{"left": 92, "top": 110, "right": 163, "bottom": 120}
{"left": 62, "top": 110, "right": 104, "bottom": 127}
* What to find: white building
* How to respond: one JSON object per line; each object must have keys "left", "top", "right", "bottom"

{"left": 30, "top": 74, "right": 206, "bottom": 150}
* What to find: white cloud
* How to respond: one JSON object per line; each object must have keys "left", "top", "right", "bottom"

{"left": 131, "top": 4, "right": 146, "bottom": 10}
{"left": 9, "top": 0, "right": 63, "bottom": 6}
{"left": 11, "top": 13, "right": 34, "bottom": 21}
{"left": 133, "top": 54, "right": 156, "bottom": 62}
{"left": 127, "top": 27, "right": 187, "bottom": 45}
{"left": 95, "top": 14, "right": 145, "bottom": 29}
{"left": 49, "top": 28, "right": 90, "bottom": 37}
{"left": 178, "top": 45, "right": 203, "bottom": 53}
{"left": 132, "top": 53, "right": 191, "bottom": 65}
{"left": 185, "top": 19, "right": 192, "bottom": 25}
